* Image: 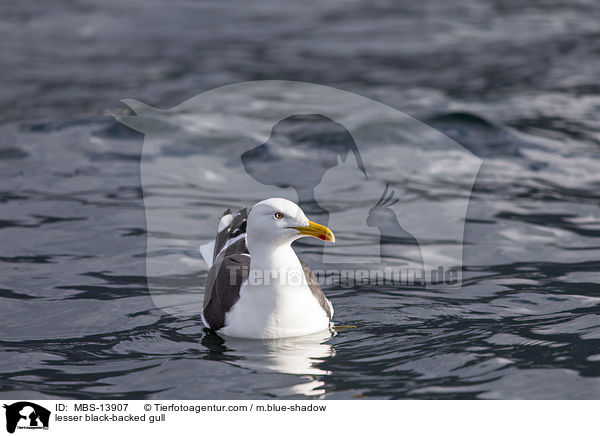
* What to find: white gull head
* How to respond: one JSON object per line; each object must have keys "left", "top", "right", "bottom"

{"left": 246, "top": 198, "right": 334, "bottom": 256}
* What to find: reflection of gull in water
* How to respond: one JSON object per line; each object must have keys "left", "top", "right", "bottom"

{"left": 202, "top": 330, "right": 334, "bottom": 397}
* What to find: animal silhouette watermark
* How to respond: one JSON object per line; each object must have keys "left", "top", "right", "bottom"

{"left": 117, "top": 80, "right": 481, "bottom": 317}
{"left": 3, "top": 402, "right": 50, "bottom": 434}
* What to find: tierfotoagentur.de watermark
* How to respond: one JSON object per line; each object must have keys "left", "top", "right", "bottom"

{"left": 227, "top": 265, "right": 459, "bottom": 288}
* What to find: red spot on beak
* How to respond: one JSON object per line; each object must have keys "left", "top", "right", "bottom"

{"left": 318, "top": 234, "right": 327, "bottom": 241}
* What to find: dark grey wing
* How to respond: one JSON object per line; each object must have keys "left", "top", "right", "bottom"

{"left": 203, "top": 253, "right": 250, "bottom": 331}
{"left": 203, "top": 207, "right": 251, "bottom": 331}
{"left": 213, "top": 208, "right": 248, "bottom": 261}
{"left": 299, "top": 260, "right": 333, "bottom": 320}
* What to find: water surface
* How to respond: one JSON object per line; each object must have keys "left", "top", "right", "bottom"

{"left": 1, "top": 0, "right": 600, "bottom": 399}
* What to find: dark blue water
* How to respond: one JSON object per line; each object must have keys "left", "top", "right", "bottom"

{"left": 2, "top": 0, "right": 600, "bottom": 399}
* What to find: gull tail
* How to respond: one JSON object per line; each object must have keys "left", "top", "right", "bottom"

{"left": 199, "top": 208, "right": 248, "bottom": 268}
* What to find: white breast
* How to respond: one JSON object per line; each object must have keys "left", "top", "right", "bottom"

{"left": 221, "top": 271, "right": 331, "bottom": 339}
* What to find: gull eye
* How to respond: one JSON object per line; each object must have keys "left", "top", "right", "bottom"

{"left": 274, "top": 212, "right": 284, "bottom": 219}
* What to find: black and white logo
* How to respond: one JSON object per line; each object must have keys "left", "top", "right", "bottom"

{"left": 3, "top": 402, "right": 50, "bottom": 434}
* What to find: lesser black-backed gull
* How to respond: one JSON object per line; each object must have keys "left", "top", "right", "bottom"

{"left": 200, "top": 198, "right": 335, "bottom": 339}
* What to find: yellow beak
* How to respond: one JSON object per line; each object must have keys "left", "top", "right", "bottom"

{"left": 293, "top": 220, "right": 335, "bottom": 242}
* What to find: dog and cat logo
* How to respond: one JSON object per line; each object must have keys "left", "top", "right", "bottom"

{"left": 3, "top": 402, "right": 50, "bottom": 433}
